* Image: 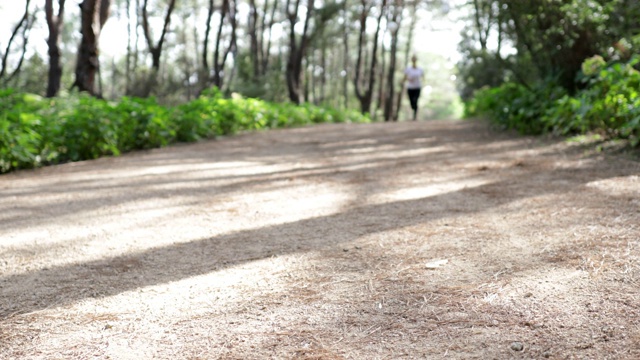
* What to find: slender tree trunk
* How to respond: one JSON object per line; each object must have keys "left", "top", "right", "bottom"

{"left": 262, "top": 0, "right": 278, "bottom": 74}
{"left": 320, "top": 40, "right": 326, "bottom": 104}
{"left": 125, "top": 0, "right": 132, "bottom": 94}
{"left": 341, "top": 0, "right": 349, "bottom": 108}
{"left": 132, "top": 0, "right": 141, "bottom": 78}
{"left": 212, "top": 0, "right": 228, "bottom": 87}
{"left": 142, "top": 0, "right": 176, "bottom": 70}
{"left": 45, "top": 0, "right": 65, "bottom": 97}
{"left": 222, "top": 0, "right": 238, "bottom": 87}
{"left": 1, "top": 0, "right": 32, "bottom": 81}
{"left": 7, "top": 11, "right": 35, "bottom": 85}
{"left": 377, "top": 40, "right": 387, "bottom": 113}
{"left": 203, "top": 0, "right": 214, "bottom": 71}
{"left": 384, "top": 1, "right": 401, "bottom": 121}
{"left": 110, "top": 57, "right": 117, "bottom": 98}
{"left": 394, "top": 1, "right": 417, "bottom": 120}
{"left": 224, "top": 45, "right": 238, "bottom": 94}
{"left": 191, "top": 18, "right": 200, "bottom": 97}
{"left": 73, "top": 0, "right": 111, "bottom": 96}
{"left": 305, "top": 53, "right": 311, "bottom": 103}
{"left": 140, "top": 0, "right": 176, "bottom": 96}
{"left": 354, "top": 0, "right": 387, "bottom": 115}
{"left": 353, "top": 1, "right": 368, "bottom": 108}
{"left": 473, "top": 0, "right": 493, "bottom": 51}
{"left": 248, "top": 0, "right": 260, "bottom": 79}
{"left": 285, "top": 0, "right": 315, "bottom": 104}
{"left": 212, "top": 0, "right": 237, "bottom": 88}
{"left": 257, "top": 0, "right": 270, "bottom": 76}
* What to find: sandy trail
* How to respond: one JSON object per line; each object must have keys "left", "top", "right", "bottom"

{"left": 1, "top": 120, "right": 639, "bottom": 359}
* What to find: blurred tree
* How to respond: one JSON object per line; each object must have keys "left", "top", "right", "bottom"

{"left": 140, "top": 0, "right": 176, "bottom": 96}
{"left": 1, "top": 0, "right": 34, "bottom": 86}
{"left": 354, "top": 0, "right": 387, "bottom": 115}
{"left": 45, "top": 0, "right": 66, "bottom": 97}
{"left": 285, "top": 0, "right": 315, "bottom": 104}
{"left": 458, "top": 0, "right": 633, "bottom": 97}
{"left": 72, "top": 0, "right": 111, "bottom": 96}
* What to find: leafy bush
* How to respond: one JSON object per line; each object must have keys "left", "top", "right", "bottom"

{"left": 0, "top": 87, "right": 370, "bottom": 173}
{"left": 465, "top": 80, "right": 567, "bottom": 134}
{"left": 465, "top": 55, "right": 640, "bottom": 146}
{"left": 0, "top": 90, "right": 49, "bottom": 172}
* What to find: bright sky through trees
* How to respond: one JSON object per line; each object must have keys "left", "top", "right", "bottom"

{"left": 0, "top": 1, "right": 465, "bottom": 65}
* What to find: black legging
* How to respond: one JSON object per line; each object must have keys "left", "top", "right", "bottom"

{"left": 407, "top": 88, "right": 421, "bottom": 110}
{"left": 407, "top": 88, "right": 421, "bottom": 119}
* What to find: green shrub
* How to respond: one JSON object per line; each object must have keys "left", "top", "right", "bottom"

{"left": 465, "top": 55, "right": 640, "bottom": 146}
{"left": 465, "top": 80, "right": 566, "bottom": 135}
{"left": 0, "top": 87, "right": 370, "bottom": 173}
{"left": 0, "top": 90, "right": 49, "bottom": 172}
{"left": 543, "top": 55, "right": 640, "bottom": 144}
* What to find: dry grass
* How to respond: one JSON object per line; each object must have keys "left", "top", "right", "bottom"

{"left": 1, "top": 120, "right": 639, "bottom": 359}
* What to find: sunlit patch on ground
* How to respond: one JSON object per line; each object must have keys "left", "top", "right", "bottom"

{"left": 1, "top": 120, "right": 639, "bottom": 359}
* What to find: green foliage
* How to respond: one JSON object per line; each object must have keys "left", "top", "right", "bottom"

{"left": 0, "top": 87, "right": 369, "bottom": 173}
{"left": 465, "top": 80, "right": 567, "bottom": 134}
{"left": 458, "top": 0, "right": 631, "bottom": 96}
{"left": 465, "top": 55, "right": 640, "bottom": 146}
{"left": 543, "top": 55, "right": 640, "bottom": 145}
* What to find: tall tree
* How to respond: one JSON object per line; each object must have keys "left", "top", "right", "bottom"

{"left": 142, "top": 0, "right": 176, "bottom": 71}
{"left": 353, "top": 0, "right": 386, "bottom": 114}
{"left": 248, "top": 0, "right": 262, "bottom": 79}
{"left": 45, "top": 0, "right": 66, "bottom": 97}
{"left": 202, "top": 0, "right": 215, "bottom": 72}
{"left": 212, "top": 0, "right": 238, "bottom": 88}
{"left": 72, "top": 0, "right": 111, "bottom": 95}
{"left": 383, "top": 0, "right": 402, "bottom": 121}
{"left": 261, "top": 0, "right": 279, "bottom": 75}
{"left": 124, "top": 0, "right": 133, "bottom": 94}
{"left": 394, "top": 0, "right": 418, "bottom": 120}
{"left": 1, "top": 0, "right": 34, "bottom": 85}
{"left": 138, "top": 0, "right": 177, "bottom": 96}
{"left": 285, "top": 0, "right": 315, "bottom": 104}
{"left": 341, "top": 0, "right": 350, "bottom": 109}
{"left": 202, "top": 0, "right": 238, "bottom": 89}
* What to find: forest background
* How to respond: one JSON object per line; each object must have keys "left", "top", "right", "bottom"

{"left": 1, "top": 0, "right": 639, "bottom": 174}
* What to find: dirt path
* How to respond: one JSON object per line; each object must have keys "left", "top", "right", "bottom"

{"left": 1, "top": 120, "right": 639, "bottom": 359}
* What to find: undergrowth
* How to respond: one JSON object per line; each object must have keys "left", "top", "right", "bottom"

{"left": 0, "top": 87, "right": 369, "bottom": 173}
{"left": 465, "top": 55, "right": 640, "bottom": 147}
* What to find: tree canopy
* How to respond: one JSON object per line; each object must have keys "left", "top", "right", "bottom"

{"left": 1, "top": 0, "right": 461, "bottom": 121}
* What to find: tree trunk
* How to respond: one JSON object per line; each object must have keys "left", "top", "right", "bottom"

{"left": 384, "top": 1, "right": 401, "bottom": 121}
{"left": 394, "top": 1, "right": 417, "bottom": 121}
{"left": 212, "top": 0, "right": 237, "bottom": 89}
{"left": 305, "top": 52, "right": 311, "bottom": 103}
{"left": 341, "top": 0, "right": 349, "bottom": 109}
{"left": 125, "top": 0, "right": 132, "bottom": 94}
{"left": 378, "top": 39, "right": 387, "bottom": 113}
{"left": 354, "top": 0, "right": 387, "bottom": 115}
{"left": 285, "top": 0, "right": 315, "bottom": 104}
{"left": 203, "top": 0, "right": 214, "bottom": 71}
{"left": 72, "top": 0, "right": 111, "bottom": 96}
{"left": 1, "top": 0, "right": 32, "bottom": 81}
{"left": 248, "top": 0, "right": 260, "bottom": 79}
{"left": 46, "top": 0, "right": 65, "bottom": 97}
{"left": 257, "top": 0, "right": 271, "bottom": 76}
{"left": 262, "top": 0, "right": 278, "bottom": 75}
{"left": 132, "top": 0, "right": 141, "bottom": 80}
{"left": 140, "top": 0, "right": 176, "bottom": 96}
{"left": 224, "top": 0, "right": 238, "bottom": 88}
{"left": 142, "top": 0, "right": 176, "bottom": 71}
{"left": 320, "top": 40, "right": 326, "bottom": 104}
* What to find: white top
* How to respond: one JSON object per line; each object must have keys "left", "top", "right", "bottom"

{"left": 404, "top": 67, "right": 424, "bottom": 89}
